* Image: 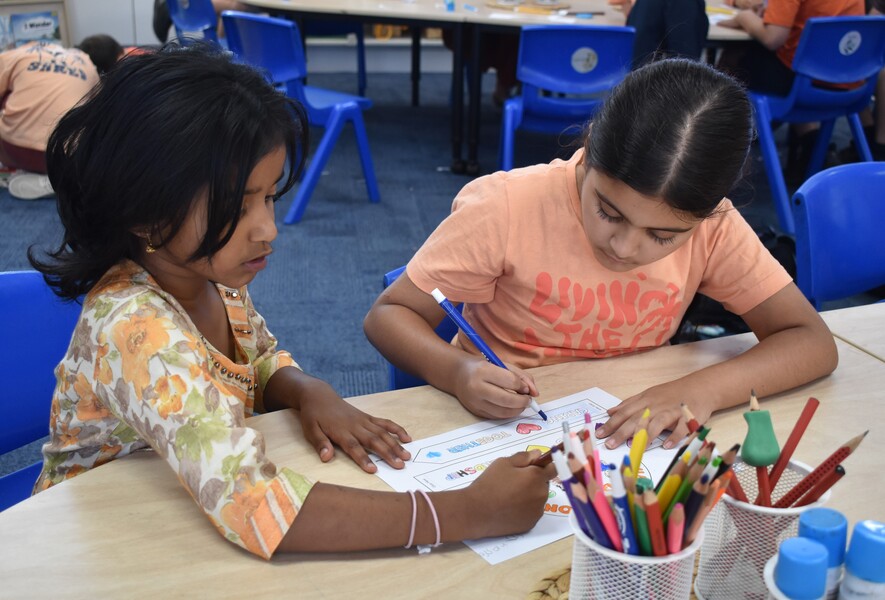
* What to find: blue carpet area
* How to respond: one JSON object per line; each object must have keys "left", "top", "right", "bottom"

{"left": 0, "top": 71, "right": 865, "bottom": 476}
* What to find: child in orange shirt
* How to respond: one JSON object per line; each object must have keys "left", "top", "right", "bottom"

{"left": 365, "top": 59, "right": 837, "bottom": 451}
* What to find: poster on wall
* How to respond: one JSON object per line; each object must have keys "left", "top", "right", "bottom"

{"left": 7, "top": 11, "right": 61, "bottom": 47}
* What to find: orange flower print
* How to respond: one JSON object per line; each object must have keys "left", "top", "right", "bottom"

{"left": 111, "top": 310, "right": 171, "bottom": 395}
{"left": 58, "top": 421, "right": 82, "bottom": 448}
{"left": 93, "top": 332, "right": 113, "bottom": 385}
{"left": 154, "top": 374, "right": 186, "bottom": 418}
{"left": 74, "top": 372, "right": 109, "bottom": 421}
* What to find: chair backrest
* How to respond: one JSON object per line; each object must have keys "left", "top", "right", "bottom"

{"left": 792, "top": 162, "right": 885, "bottom": 309}
{"left": 789, "top": 16, "right": 885, "bottom": 113}
{"left": 0, "top": 271, "right": 81, "bottom": 455}
{"left": 166, "top": 0, "right": 218, "bottom": 43}
{"left": 517, "top": 25, "right": 634, "bottom": 118}
{"left": 221, "top": 11, "right": 308, "bottom": 102}
{"left": 382, "top": 266, "right": 461, "bottom": 390}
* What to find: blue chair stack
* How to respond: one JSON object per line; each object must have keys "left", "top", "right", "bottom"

{"left": 0, "top": 271, "right": 81, "bottom": 512}
{"left": 792, "top": 162, "right": 885, "bottom": 310}
{"left": 166, "top": 0, "right": 219, "bottom": 44}
{"left": 498, "top": 24, "right": 635, "bottom": 172}
{"left": 381, "top": 266, "right": 460, "bottom": 390}
{"left": 222, "top": 11, "right": 380, "bottom": 224}
{"left": 752, "top": 16, "right": 885, "bottom": 235}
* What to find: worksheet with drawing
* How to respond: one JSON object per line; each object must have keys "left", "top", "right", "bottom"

{"left": 374, "top": 387, "right": 678, "bottom": 565}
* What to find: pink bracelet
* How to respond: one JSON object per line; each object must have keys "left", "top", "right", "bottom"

{"left": 404, "top": 490, "right": 417, "bottom": 549}
{"left": 417, "top": 490, "right": 441, "bottom": 548}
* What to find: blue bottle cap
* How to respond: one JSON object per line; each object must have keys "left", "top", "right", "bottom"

{"left": 844, "top": 520, "right": 885, "bottom": 584}
{"left": 774, "top": 537, "right": 828, "bottom": 599}
{"left": 799, "top": 507, "right": 848, "bottom": 567}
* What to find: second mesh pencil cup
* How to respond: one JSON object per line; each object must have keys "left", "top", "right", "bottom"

{"left": 694, "top": 459, "right": 831, "bottom": 600}
{"left": 569, "top": 513, "right": 703, "bottom": 599}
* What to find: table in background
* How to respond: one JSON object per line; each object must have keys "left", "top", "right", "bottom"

{"left": 821, "top": 302, "right": 885, "bottom": 363}
{"left": 1, "top": 308, "right": 880, "bottom": 597}
{"left": 242, "top": 0, "right": 749, "bottom": 174}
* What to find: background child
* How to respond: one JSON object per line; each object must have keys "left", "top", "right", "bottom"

{"left": 0, "top": 41, "right": 99, "bottom": 199}
{"left": 365, "top": 59, "right": 837, "bottom": 451}
{"left": 29, "top": 45, "right": 554, "bottom": 558}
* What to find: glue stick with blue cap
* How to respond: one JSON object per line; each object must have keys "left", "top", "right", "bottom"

{"left": 839, "top": 520, "right": 885, "bottom": 599}
{"left": 799, "top": 508, "right": 848, "bottom": 599}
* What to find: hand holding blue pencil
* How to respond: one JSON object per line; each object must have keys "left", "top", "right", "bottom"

{"left": 431, "top": 288, "right": 548, "bottom": 421}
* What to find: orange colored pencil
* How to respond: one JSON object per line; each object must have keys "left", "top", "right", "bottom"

{"left": 643, "top": 489, "right": 668, "bottom": 557}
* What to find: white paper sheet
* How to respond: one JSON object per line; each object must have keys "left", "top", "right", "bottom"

{"left": 374, "top": 387, "right": 678, "bottom": 564}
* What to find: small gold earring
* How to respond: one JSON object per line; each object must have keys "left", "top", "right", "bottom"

{"left": 146, "top": 242, "right": 156, "bottom": 254}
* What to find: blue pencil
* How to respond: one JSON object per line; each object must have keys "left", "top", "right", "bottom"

{"left": 431, "top": 288, "right": 548, "bottom": 421}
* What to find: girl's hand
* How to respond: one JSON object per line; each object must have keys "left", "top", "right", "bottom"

{"left": 463, "top": 451, "right": 556, "bottom": 538}
{"left": 298, "top": 386, "right": 412, "bottom": 473}
{"left": 452, "top": 357, "right": 539, "bottom": 419}
{"left": 595, "top": 382, "right": 712, "bottom": 450}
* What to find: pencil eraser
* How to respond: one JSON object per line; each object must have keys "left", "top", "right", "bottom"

{"left": 741, "top": 411, "right": 780, "bottom": 466}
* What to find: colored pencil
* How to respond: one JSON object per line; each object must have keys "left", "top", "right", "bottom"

{"left": 629, "top": 408, "right": 651, "bottom": 477}
{"left": 715, "top": 443, "right": 741, "bottom": 480}
{"left": 681, "top": 403, "right": 700, "bottom": 433}
{"left": 768, "top": 397, "right": 820, "bottom": 489}
{"left": 571, "top": 479, "right": 613, "bottom": 548}
{"left": 667, "top": 503, "right": 686, "bottom": 554}
{"left": 745, "top": 390, "right": 776, "bottom": 507}
{"left": 681, "top": 474, "right": 710, "bottom": 531}
{"left": 633, "top": 490, "right": 652, "bottom": 556}
{"left": 773, "top": 431, "right": 867, "bottom": 508}
{"left": 794, "top": 465, "right": 845, "bottom": 507}
{"left": 665, "top": 456, "right": 707, "bottom": 520}
{"left": 585, "top": 413, "right": 603, "bottom": 484}
{"left": 587, "top": 471, "right": 623, "bottom": 552}
{"left": 726, "top": 469, "right": 749, "bottom": 503}
{"left": 532, "top": 429, "right": 588, "bottom": 467}
{"left": 657, "top": 453, "right": 689, "bottom": 512}
{"left": 684, "top": 479, "right": 721, "bottom": 547}
{"left": 643, "top": 489, "right": 667, "bottom": 557}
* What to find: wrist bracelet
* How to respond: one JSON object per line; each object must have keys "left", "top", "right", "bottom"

{"left": 404, "top": 490, "right": 417, "bottom": 549}
{"left": 416, "top": 489, "right": 441, "bottom": 553}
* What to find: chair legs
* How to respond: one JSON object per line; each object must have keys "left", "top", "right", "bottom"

{"left": 284, "top": 103, "right": 379, "bottom": 224}
{"left": 805, "top": 119, "right": 836, "bottom": 178}
{"left": 752, "top": 97, "right": 796, "bottom": 235}
{"left": 498, "top": 99, "right": 523, "bottom": 171}
{"left": 846, "top": 113, "right": 874, "bottom": 162}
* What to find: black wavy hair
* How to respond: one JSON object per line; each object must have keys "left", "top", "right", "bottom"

{"left": 29, "top": 43, "right": 308, "bottom": 301}
{"left": 585, "top": 58, "right": 753, "bottom": 219}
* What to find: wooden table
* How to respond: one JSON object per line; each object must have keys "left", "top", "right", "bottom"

{"left": 1, "top": 315, "right": 880, "bottom": 597}
{"left": 821, "top": 302, "right": 885, "bottom": 363}
{"left": 242, "top": 0, "right": 749, "bottom": 174}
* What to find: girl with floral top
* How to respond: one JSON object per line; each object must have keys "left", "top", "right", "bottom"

{"left": 29, "top": 44, "right": 555, "bottom": 559}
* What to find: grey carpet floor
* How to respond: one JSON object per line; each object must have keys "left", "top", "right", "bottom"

{"left": 0, "top": 71, "right": 865, "bottom": 476}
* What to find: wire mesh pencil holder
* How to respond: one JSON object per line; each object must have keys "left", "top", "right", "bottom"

{"left": 694, "top": 459, "right": 831, "bottom": 600}
{"left": 569, "top": 513, "right": 703, "bottom": 599}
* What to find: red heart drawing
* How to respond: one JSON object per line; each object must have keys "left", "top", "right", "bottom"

{"left": 516, "top": 423, "right": 542, "bottom": 434}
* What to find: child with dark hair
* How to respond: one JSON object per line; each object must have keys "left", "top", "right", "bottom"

{"left": 29, "top": 44, "right": 555, "bottom": 558}
{"left": 76, "top": 34, "right": 124, "bottom": 74}
{"left": 365, "top": 59, "right": 837, "bottom": 451}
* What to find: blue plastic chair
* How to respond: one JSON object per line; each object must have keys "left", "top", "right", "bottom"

{"left": 0, "top": 271, "right": 81, "bottom": 512}
{"left": 792, "top": 162, "right": 885, "bottom": 310}
{"left": 498, "top": 25, "right": 635, "bottom": 171}
{"left": 752, "top": 16, "right": 885, "bottom": 235}
{"left": 166, "top": 0, "right": 219, "bottom": 44}
{"left": 382, "top": 266, "right": 461, "bottom": 390}
{"left": 303, "top": 20, "right": 367, "bottom": 97}
{"left": 222, "top": 11, "right": 380, "bottom": 224}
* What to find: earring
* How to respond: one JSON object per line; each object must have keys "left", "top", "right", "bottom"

{"left": 146, "top": 241, "right": 157, "bottom": 254}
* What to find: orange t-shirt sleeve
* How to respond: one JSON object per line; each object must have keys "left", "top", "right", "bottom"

{"left": 763, "top": 0, "right": 801, "bottom": 27}
{"left": 407, "top": 174, "right": 511, "bottom": 304}
{"left": 697, "top": 207, "right": 793, "bottom": 315}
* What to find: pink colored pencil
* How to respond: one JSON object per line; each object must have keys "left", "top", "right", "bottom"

{"left": 667, "top": 503, "right": 686, "bottom": 554}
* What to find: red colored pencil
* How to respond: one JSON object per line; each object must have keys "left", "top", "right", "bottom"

{"left": 726, "top": 470, "right": 749, "bottom": 503}
{"left": 794, "top": 465, "right": 846, "bottom": 507}
{"left": 643, "top": 489, "right": 668, "bottom": 557}
{"left": 755, "top": 466, "right": 772, "bottom": 507}
{"left": 774, "top": 431, "right": 867, "bottom": 509}
{"left": 768, "top": 397, "right": 820, "bottom": 490}
{"left": 681, "top": 403, "right": 700, "bottom": 434}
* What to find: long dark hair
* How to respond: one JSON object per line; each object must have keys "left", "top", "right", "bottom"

{"left": 586, "top": 58, "right": 753, "bottom": 218}
{"left": 29, "top": 43, "right": 309, "bottom": 300}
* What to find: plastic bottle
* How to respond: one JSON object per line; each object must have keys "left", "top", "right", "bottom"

{"left": 767, "top": 537, "right": 828, "bottom": 600}
{"left": 838, "top": 520, "right": 885, "bottom": 599}
{"left": 800, "top": 508, "right": 848, "bottom": 599}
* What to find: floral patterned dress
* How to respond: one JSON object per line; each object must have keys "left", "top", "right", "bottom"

{"left": 34, "top": 260, "right": 314, "bottom": 559}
